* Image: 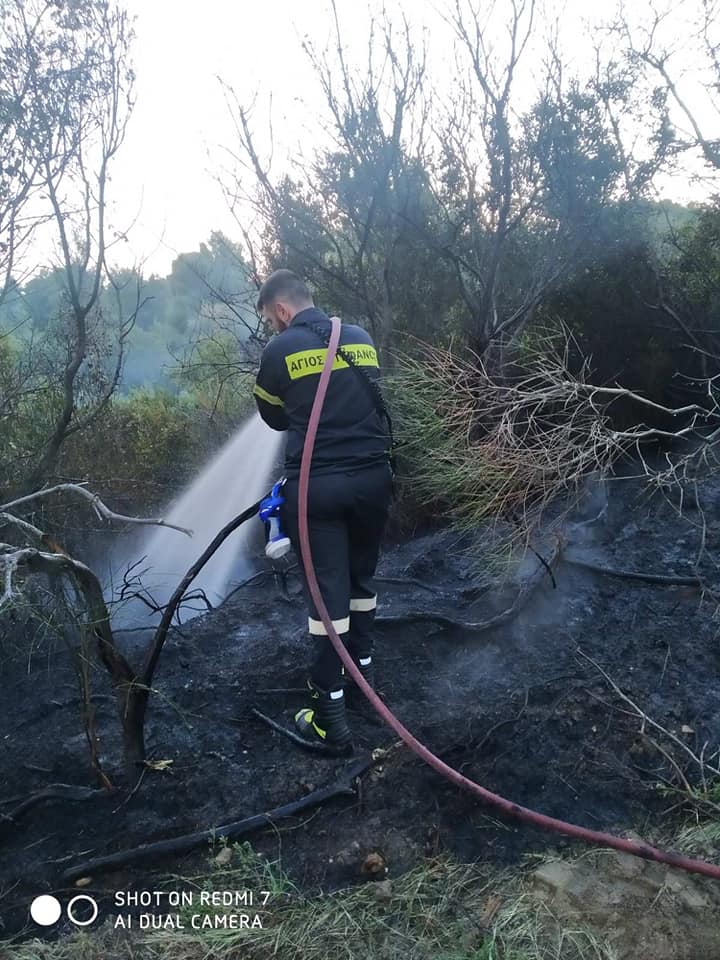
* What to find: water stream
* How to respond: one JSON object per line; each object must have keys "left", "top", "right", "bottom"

{"left": 110, "top": 413, "right": 283, "bottom": 627}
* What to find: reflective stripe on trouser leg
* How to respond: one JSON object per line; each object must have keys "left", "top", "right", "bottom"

{"left": 308, "top": 616, "right": 351, "bottom": 636}
{"left": 279, "top": 480, "right": 352, "bottom": 693}
{"left": 348, "top": 594, "right": 376, "bottom": 661}
{"left": 308, "top": 617, "right": 352, "bottom": 691}
{"left": 349, "top": 596, "right": 376, "bottom": 612}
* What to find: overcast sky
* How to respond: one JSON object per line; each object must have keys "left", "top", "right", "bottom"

{"left": 109, "top": 0, "right": 718, "bottom": 277}
{"left": 113, "top": 0, "right": 386, "bottom": 275}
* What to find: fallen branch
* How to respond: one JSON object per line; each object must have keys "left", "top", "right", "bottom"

{"left": 223, "top": 564, "right": 302, "bottom": 604}
{"left": 62, "top": 754, "right": 375, "bottom": 880}
{"left": 0, "top": 512, "right": 43, "bottom": 542}
{"left": 565, "top": 555, "right": 702, "bottom": 587}
{"left": 0, "top": 484, "right": 193, "bottom": 537}
{"left": 375, "top": 575, "right": 443, "bottom": 593}
{"left": 390, "top": 337, "right": 717, "bottom": 559}
{"left": 0, "top": 784, "right": 110, "bottom": 828}
{"left": 643, "top": 733, "right": 694, "bottom": 797}
{"left": 527, "top": 544, "right": 557, "bottom": 589}
{"left": 224, "top": 569, "right": 274, "bottom": 600}
{"left": 376, "top": 538, "right": 562, "bottom": 633}
{"left": 252, "top": 707, "right": 352, "bottom": 755}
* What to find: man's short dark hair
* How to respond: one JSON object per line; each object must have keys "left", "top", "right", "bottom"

{"left": 256, "top": 269, "right": 313, "bottom": 312}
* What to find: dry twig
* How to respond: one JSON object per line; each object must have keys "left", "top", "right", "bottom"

{"left": 577, "top": 649, "right": 720, "bottom": 794}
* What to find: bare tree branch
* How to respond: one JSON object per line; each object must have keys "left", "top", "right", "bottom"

{"left": 0, "top": 484, "right": 193, "bottom": 537}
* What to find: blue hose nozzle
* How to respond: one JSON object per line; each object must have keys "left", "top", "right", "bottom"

{"left": 259, "top": 479, "right": 291, "bottom": 560}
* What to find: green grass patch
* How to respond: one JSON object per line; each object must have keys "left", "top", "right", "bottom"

{"left": 4, "top": 848, "right": 621, "bottom": 960}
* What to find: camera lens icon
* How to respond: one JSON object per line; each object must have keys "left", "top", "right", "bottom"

{"left": 30, "top": 894, "right": 98, "bottom": 927}
{"left": 67, "top": 894, "right": 99, "bottom": 926}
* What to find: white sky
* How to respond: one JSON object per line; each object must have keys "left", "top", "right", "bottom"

{"left": 107, "top": 0, "right": 719, "bottom": 278}
{"left": 113, "top": 0, "right": 387, "bottom": 275}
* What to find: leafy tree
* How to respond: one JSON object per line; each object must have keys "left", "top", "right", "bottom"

{"left": 221, "top": 1, "right": 678, "bottom": 362}
{"left": 658, "top": 204, "right": 720, "bottom": 374}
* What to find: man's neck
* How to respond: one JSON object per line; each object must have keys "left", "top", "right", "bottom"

{"left": 290, "top": 305, "right": 324, "bottom": 326}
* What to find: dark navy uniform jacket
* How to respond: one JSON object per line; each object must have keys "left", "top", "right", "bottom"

{"left": 253, "top": 307, "right": 389, "bottom": 477}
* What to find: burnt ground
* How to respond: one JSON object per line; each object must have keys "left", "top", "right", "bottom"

{"left": 2, "top": 461, "right": 720, "bottom": 949}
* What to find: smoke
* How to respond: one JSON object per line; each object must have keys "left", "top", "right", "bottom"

{"left": 431, "top": 472, "right": 611, "bottom": 701}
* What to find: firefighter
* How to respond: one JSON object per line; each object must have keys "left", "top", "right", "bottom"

{"left": 253, "top": 269, "right": 393, "bottom": 750}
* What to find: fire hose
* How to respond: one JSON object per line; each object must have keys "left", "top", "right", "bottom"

{"left": 295, "top": 315, "right": 720, "bottom": 880}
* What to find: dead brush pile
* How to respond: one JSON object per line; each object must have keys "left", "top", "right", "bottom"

{"left": 388, "top": 337, "right": 707, "bottom": 548}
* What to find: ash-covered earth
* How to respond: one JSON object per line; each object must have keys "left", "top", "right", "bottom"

{"left": 2, "top": 460, "right": 720, "bottom": 954}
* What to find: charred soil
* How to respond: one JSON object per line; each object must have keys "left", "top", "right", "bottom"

{"left": 2, "top": 465, "right": 720, "bottom": 955}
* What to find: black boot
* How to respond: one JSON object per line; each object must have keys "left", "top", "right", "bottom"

{"left": 344, "top": 656, "right": 384, "bottom": 726}
{"left": 294, "top": 680, "right": 353, "bottom": 751}
{"left": 344, "top": 655, "right": 375, "bottom": 690}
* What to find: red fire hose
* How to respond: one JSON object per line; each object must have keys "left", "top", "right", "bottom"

{"left": 297, "top": 316, "right": 720, "bottom": 880}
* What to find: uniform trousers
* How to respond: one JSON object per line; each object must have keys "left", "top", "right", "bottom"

{"left": 281, "top": 461, "right": 393, "bottom": 690}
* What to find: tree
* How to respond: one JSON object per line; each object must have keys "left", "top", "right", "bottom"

{"left": 219, "top": 3, "right": 453, "bottom": 360}
{"left": 0, "top": 482, "right": 200, "bottom": 784}
{"left": 0, "top": 0, "right": 138, "bottom": 497}
{"left": 418, "top": 1, "right": 648, "bottom": 354}
{"left": 614, "top": 0, "right": 720, "bottom": 175}
{"left": 221, "top": 1, "right": 653, "bottom": 359}
{"left": 166, "top": 232, "right": 265, "bottom": 423}
{"left": 656, "top": 204, "right": 720, "bottom": 375}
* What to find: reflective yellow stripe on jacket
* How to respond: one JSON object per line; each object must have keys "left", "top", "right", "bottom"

{"left": 285, "top": 344, "right": 378, "bottom": 380}
{"left": 253, "top": 383, "right": 284, "bottom": 406}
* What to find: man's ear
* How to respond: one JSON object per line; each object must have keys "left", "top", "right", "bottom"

{"left": 277, "top": 301, "right": 292, "bottom": 327}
